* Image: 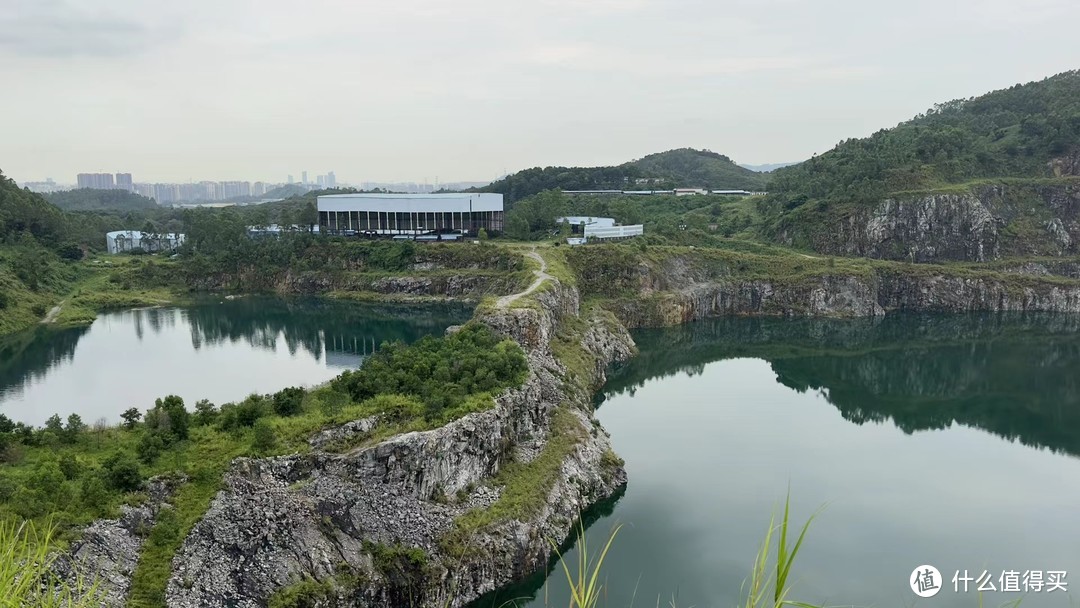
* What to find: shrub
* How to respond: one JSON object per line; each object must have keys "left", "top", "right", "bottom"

{"left": 220, "top": 395, "right": 267, "bottom": 431}
{"left": 137, "top": 433, "right": 166, "bottom": 464}
{"left": 332, "top": 323, "right": 527, "bottom": 422}
{"left": 79, "top": 474, "right": 111, "bottom": 515}
{"left": 102, "top": 451, "right": 142, "bottom": 492}
{"left": 272, "top": 387, "right": 305, "bottom": 417}
{"left": 252, "top": 420, "right": 277, "bottom": 454}
{"left": 59, "top": 453, "right": 82, "bottom": 480}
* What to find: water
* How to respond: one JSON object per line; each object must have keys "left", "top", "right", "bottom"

{"left": 0, "top": 297, "right": 471, "bottom": 427}
{"left": 490, "top": 313, "right": 1080, "bottom": 608}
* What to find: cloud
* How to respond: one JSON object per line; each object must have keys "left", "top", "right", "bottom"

{"left": 0, "top": 0, "right": 181, "bottom": 58}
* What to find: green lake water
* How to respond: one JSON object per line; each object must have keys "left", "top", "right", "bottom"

{"left": 488, "top": 313, "right": 1080, "bottom": 608}
{"left": 0, "top": 297, "right": 471, "bottom": 426}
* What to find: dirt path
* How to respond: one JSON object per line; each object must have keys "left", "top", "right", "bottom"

{"left": 496, "top": 250, "right": 552, "bottom": 309}
{"left": 41, "top": 301, "right": 64, "bottom": 324}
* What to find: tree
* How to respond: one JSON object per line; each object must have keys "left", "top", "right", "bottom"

{"left": 147, "top": 395, "right": 190, "bottom": 442}
{"left": 63, "top": 413, "right": 85, "bottom": 444}
{"left": 477, "top": 227, "right": 489, "bottom": 241}
{"left": 193, "top": 399, "right": 218, "bottom": 426}
{"left": 120, "top": 408, "right": 141, "bottom": 429}
{"left": 59, "top": 453, "right": 82, "bottom": 480}
{"left": 44, "top": 414, "right": 64, "bottom": 435}
{"left": 300, "top": 202, "right": 318, "bottom": 232}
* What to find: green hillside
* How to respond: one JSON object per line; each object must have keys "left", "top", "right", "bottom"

{"left": 481, "top": 148, "right": 769, "bottom": 203}
{"left": 45, "top": 189, "right": 159, "bottom": 212}
{"left": 768, "top": 70, "right": 1080, "bottom": 206}
{"left": 628, "top": 148, "right": 767, "bottom": 190}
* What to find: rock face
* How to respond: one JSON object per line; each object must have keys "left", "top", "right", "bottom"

{"left": 53, "top": 475, "right": 186, "bottom": 606}
{"left": 604, "top": 271, "right": 1080, "bottom": 326}
{"left": 161, "top": 281, "right": 632, "bottom": 607}
{"left": 775, "top": 183, "right": 1080, "bottom": 262}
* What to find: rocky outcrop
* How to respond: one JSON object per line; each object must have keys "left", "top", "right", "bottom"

{"left": 604, "top": 272, "right": 1080, "bottom": 326}
{"left": 775, "top": 183, "right": 1080, "bottom": 262}
{"left": 161, "top": 280, "right": 632, "bottom": 607}
{"left": 187, "top": 270, "right": 525, "bottom": 300}
{"left": 53, "top": 475, "right": 186, "bottom": 606}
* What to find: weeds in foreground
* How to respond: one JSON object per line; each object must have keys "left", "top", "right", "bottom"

{"left": 0, "top": 519, "right": 101, "bottom": 607}
{"left": 548, "top": 521, "right": 624, "bottom": 608}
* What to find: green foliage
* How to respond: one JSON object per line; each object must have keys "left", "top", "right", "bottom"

{"left": 144, "top": 395, "right": 190, "bottom": 443}
{"left": 101, "top": 451, "right": 142, "bottom": 492}
{"left": 272, "top": 387, "right": 305, "bottom": 417}
{"left": 332, "top": 323, "right": 527, "bottom": 421}
{"left": 266, "top": 577, "right": 337, "bottom": 608}
{"left": 766, "top": 70, "right": 1080, "bottom": 207}
{"left": 193, "top": 399, "right": 217, "bottom": 426}
{"left": 482, "top": 148, "right": 767, "bottom": 202}
{"left": 219, "top": 394, "right": 268, "bottom": 431}
{"left": 121, "top": 407, "right": 141, "bottom": 429}
{"left": 0, "top": 520, "right": 102, "bottom": 606}
{"left": 251, "top": 419, "right": 277, "bottom": 453}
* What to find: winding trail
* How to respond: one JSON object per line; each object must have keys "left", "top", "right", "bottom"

{"left": 496, "top": 250, "right": 552, "bottom": 309}
{"left": 41, "top": 301, "right": 64, "bottom": 324}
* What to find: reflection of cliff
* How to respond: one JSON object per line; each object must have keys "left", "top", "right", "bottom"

{"left": 180, "top": 297, "right": 472, "bottom": 365}
{"left": 603, "top": 313, "right": 1080, "bottom": 457}
{"left": 0, "top": 325, "right": 91, "bottom": 400}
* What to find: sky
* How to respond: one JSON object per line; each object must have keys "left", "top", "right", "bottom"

{"left": 2, "top": 0, "right": 1079, "bottom": 185}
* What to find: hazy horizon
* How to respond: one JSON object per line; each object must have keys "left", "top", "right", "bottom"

{"left": 3, "top": 0, "right": 1079, "bottom": 185}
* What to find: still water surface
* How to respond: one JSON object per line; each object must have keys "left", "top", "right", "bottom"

{"left": 0, "top": 297, "right": 471, "bottom": 426}
{"left": 491, "top": 313, "right": 1080, "bottom": 608}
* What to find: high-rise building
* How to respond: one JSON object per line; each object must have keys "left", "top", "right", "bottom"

{"left": 115, "top": 173, "right": 133, "bottom": 191}
{"left": 302, "top": 171, "right": 308, "bottom": 185}
{"left": 252, "top": 182, "right": 267, "bottom": 197}
{"left": 133, "top": 183, "right": 155, "bottom": 199}
{"left": 327, "top": 171, "right": 336, "bottom": 188}
{"left": 77, "top": 173, "right": 115, "bottom": 189}
{"left": 288, "top": 175, "right": 294, "bottom": 184}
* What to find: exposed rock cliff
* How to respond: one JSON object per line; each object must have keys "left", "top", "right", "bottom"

{"left": 159, "top": 281, "right": 632, "bottom": 607}
{"left": 772, "top": 182, "right": 1080, "bottom": 262}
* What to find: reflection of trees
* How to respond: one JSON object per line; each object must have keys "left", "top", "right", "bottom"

{"left": 0, "top": 325, "right": 90, "bottom": 400}
{"left": 603, "top": 313, "right": 1080, "bottom": 457}
{"left": 181, "top": 297, "right": 472, "bottom": 366}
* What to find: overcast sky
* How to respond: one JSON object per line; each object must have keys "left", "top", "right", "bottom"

{"left": 2, "top": 0, "right": 1079, "bottom": 185}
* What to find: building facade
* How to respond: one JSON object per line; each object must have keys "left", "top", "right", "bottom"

{"left": 105, "top": 230, "right": 185, "bottom": 254}
{"left": 317, "top": 193, "right": 504, "bottom": 237}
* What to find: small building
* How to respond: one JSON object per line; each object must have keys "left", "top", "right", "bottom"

{"left": 674, "top": 188, "right": 708, "bottom": 196}
{"left": 710, "top": 189, "right": 752, "bottom": 196}
{"left": 105, "top": 230, "right": 185, "bottom": 254}
{"left": 566, "top": 237, "right": 587, "bottom": 246}
{"left": 584, "top": 224, "right": 644, "bottom": 240}
{"left": 556, "top": 216, "right": 616, "bottom": 234}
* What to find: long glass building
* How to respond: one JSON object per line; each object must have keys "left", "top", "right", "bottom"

{"left": 317, "top": 193, "right": 504, "bottom": 237}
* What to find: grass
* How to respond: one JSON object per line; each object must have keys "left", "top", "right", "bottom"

{"left": 0, "top": 519, "right": 102, "bottom": 607}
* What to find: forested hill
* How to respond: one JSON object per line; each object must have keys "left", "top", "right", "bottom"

{"left": 628, "top": 148, "right": 767, "bottom": 190}
{"left": 45, "top": 189, "right": 158, "bottom": 212}
{"left": 481, "top": 148, "right": 769, "bottom": 202}
{"left": 0, "top": 172, "right": 69, "bottom": 248}
{"left": 768, "top": 70, "right": 1080, "bottom": 205}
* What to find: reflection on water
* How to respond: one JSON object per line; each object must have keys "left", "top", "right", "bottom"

{"left": 0, "top": 297, "right": 471, "bottom": 426}
{"left": 485, "top": 312, "right": 1080, "bottom": 608}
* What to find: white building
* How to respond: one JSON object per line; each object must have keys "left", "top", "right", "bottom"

{"left": 317, "top": 193, "right": 504, "bottom": 236}
{"left": 106, "top": 230, "right": 185, "bottom": 254}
